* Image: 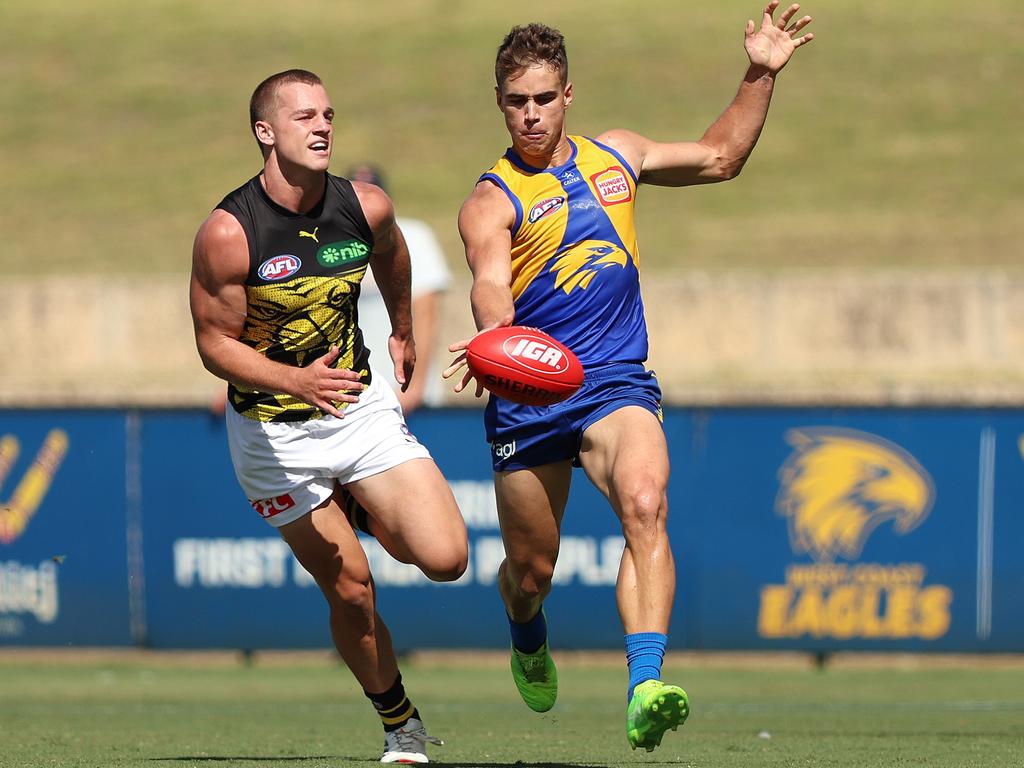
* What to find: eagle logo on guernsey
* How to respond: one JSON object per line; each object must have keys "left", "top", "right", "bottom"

{"left": 528, "top": 196, "right": 566, "bottom": 224}
{"left": 776, "top": 428, "right": 934, "bottom": 563}
{"left": 548, "top": 240, "right": 629, "bottom": 294}
{"left": 590, "top": 166, "right": 632, "bottom": 206}
{"left": 258, "top": 255, "right": 302, "bottom": 281}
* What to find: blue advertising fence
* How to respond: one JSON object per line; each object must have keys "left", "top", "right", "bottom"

{"left": 1, "top": 406, "right": 1022, "bottom": 651}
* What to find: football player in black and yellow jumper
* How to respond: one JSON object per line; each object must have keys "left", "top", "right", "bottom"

{"left": 190, "top": 69, "right": 466, "bottom": 765}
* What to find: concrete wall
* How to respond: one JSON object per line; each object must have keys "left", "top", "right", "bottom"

{"left": 642, "top": 270, "right": 1024, "bottom": 404}
{"left": 5, "top": 270, "right": 1023, "bottom": 406}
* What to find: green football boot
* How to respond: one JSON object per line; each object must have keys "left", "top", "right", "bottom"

{"left": 626, "top": 680, "right": 690, "bottom": 752}
{"left": 510, "top": 641, "right": 558, "bottom": 713}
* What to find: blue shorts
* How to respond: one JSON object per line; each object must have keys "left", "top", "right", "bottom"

{"left": 484, "top": 363, "right": 663, "bottom": 472}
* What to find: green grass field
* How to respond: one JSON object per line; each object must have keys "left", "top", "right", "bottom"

{"left": 2, "top": 652, "right": 1022, "bottom": 767}
{"left": 1, "top": 1, "right": 1021, "bottom": 276}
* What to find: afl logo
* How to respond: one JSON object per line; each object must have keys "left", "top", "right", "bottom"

{"left": 258, "top": 255, "right": 301, "bottom": 281}
{"left": 528, "top": 196, "right": 565, "bottom": 224}
{"left": 502, "top": 335, "right": 568, "bottom": 375}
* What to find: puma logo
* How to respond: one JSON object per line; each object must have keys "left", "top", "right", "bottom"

{"left": 299, "top": 227, "right": 319, "bottom": 243}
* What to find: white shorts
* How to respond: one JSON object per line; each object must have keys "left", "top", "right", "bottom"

{"left": 225, "top": 369, "right": 432, "bottom": 528}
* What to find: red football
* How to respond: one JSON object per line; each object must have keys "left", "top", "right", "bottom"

{"left": 466, "top": 326, "right": 584, "bottom": 406}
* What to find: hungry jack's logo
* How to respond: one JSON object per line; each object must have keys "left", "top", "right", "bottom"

{"left": 758, "top": 428, "right": 952, "bottom": 641}
{"left": 0, "top": 430, "right": 69, "bottom": 544}
{"left": 589, "top": 166, "right": 632, "bottom": 206}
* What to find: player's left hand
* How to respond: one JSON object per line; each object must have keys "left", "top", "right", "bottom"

{"left": 388, "top": 333, "right": 416, "bottom": 393}
{"left": 745, "top": 1, "right": 814, "bottom": 73}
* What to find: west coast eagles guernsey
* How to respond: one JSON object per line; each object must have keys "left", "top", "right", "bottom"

{"left": 480, "top": 135, "right": 648, "bottom": 369}
{"left": 216, "top": 174, "right": 374, "bottom": 423}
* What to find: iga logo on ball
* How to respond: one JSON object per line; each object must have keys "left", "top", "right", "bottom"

{"left": 467, "top": 326, "right": 583, "bottom": 406}
{"left": 502, "top": 335, "right": 570, "bottom": 374}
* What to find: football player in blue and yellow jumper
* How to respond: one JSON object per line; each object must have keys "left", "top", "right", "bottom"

{"left": 445, "top": 1, "right": 814, "bottom": 754}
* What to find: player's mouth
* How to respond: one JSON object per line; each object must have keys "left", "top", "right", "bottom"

{"left": 309, "top": 140, "right": 330, "bottom": 155}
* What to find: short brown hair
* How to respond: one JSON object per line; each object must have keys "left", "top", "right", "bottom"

{"left": 495, "top": 23, "right": 568, "bottom": 88}
{"left": 249, "top": 69, "right": 323, "bottom": 139}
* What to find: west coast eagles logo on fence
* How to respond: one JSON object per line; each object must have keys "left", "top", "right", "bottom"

{"left": 758, "top": 428, "right": 953, "bottom": 641}
{"left": 1, "top": 430, "right": 68, "bottom": 545}
{"left": 1, "top": 429, "right": 68, "bottom": 629}
{"left": 777, "top": 428, "right": 933, "bottom": 563}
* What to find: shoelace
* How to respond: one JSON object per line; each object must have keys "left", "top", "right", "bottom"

{"left": 387, "top": 725, "right": 443, "bottom": 754}
{"left": 519, "top": 652, "right": 549, "bottom": 682}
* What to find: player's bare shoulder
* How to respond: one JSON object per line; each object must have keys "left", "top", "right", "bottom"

{"left": 192, "top": 209, "right": 249, "bottom": 284}
{"left": 459, "top": 179, "right": 516, "bottom": 239}
{"left": 350, "top": 179, "right": 395, "bottom": 239}
{"left": 595, "top": 129, "right": 646, "bottom": 177}
{"left": 195, "top": 208, "right": 245, "bottom": 249}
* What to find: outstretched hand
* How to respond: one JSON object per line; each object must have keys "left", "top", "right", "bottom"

{"left": 442, "top": 335, "right": 485, "bottom": 399}
{"left": 745, "top": 1, "right": 814, "bottom": 74}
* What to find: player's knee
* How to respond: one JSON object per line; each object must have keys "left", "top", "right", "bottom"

{"left": 330, "top": 573, "right": 374, "bottom": 613}
{"left": 510, "top": 558, "right": 555, "bottom": 599}
{"left": 421, "top": 545, "right": 469, "bottom": 583}
{"left": 618, "top": 485, "right": 668, "bottom": 539}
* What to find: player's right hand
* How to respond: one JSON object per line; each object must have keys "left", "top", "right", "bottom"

{"left": 289, "top": 346, "right": 364, "bottom": 418}
{"left": 443, "top": 337, "right": 484, "bottom": 398}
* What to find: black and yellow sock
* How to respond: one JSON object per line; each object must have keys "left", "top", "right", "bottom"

{"left": 340, "top": 487, "right": 373, "bottom": 537}
{"left": 365, "top": 673, "right": 419, "bottom": 732}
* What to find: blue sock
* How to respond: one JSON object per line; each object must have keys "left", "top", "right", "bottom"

{"left": 625, "top": 632, "right": 667, "bottom": 701}
{"left": 508, "top": 608, "right": 547, "bottom": 654}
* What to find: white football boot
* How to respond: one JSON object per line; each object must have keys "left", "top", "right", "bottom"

{"left": 380, "top": 717, "right": 443, "bottom": 764}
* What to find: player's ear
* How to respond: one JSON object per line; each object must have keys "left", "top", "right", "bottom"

{"left": 563, "top": 81, "right": 573, "bottom": 109}
{"left": 254, "top": 120, "right": 274, "bottom": 148}
{"left": 495, "top": 85, "right": 503, "bottom": 111}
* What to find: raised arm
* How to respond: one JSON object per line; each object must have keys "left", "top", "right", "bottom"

{"left": 442, "top": 180, "right": 517, "bottom": 395}
{"left": 354, "top": 181, "right": 415, "bottom": 392}
{"left": 600, "top": 1, "right": 814, "bottom": 187}
{"left": 189, "top": 209, "right": 362, "bottom": 418}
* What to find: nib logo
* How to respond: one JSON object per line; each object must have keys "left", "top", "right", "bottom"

{"left": 0, "top": 430, "right": 69, "bottom": 544}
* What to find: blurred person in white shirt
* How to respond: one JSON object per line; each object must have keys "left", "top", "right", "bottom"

{"left": 349, "top": 163, "right": 452, "bottom": 413}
